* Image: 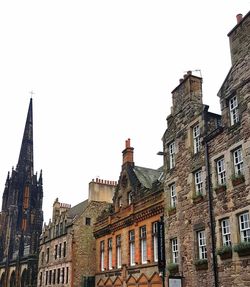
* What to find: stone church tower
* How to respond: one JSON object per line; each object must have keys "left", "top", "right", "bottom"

{"left": 0, "top": 98, "right": 43, "bottom": 287}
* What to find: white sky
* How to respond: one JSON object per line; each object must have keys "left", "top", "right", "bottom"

{"left": 0, "top": 1, "right": 249, "bottom": 222}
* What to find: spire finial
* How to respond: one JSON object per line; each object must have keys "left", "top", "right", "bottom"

{"left": 29, "top": 90, "right": 35, "bottom": 99}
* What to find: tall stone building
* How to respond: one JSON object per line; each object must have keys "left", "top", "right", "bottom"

{"left": 0, "top": 99, "right": 43, "bottom": 287}
{"left": 207, "top": 11, "right": 250, "bottom": 286}
{"left": 162, "top": 11, "right": 250, "bottom": 287}
{"left": 94, "top": 139, "right": 164, "bottom": 287}
{"left": 38, "top": 179, "right": 115, "bottom": 287}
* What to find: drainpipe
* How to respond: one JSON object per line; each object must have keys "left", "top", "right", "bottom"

{"left": 203, "top": 108, "right": 222, "bottom": 287}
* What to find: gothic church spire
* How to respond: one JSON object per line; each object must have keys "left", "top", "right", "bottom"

{"left": 16, "top": 98, "right": 34, "bottom": 178}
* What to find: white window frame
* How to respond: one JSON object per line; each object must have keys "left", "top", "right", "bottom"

{"left": 193, "top": 124, "right": 201, "bottom": 154}
{"left": 108, "top": 238, "right": 112, "bottom": 270}
{"left": 140, "top": 226, "right": 147, "bottom": 264}
{"left": 170, "top": 183, "right": 177, "bottom": 208}
{"left": 239, "top": 212, "right": 250, "bottom": 242}
{"left": 197, "top": 230, "right": 207, "bottom": 259}
{"left": 100, "top": 241, "right": 105, "bottom": 271}
{"left": 194, "top": 170, "right": 203, "bottom": 195}
{"left": 217, "top": 158, "right": 226, "bottom": 185}
{"left": 169, "top": 141, "right": 176, "bottom": 169}
{"left": 233, "top": 147, "right": 243, "bottom": 176}
{"left": 171, "top": 238, "right": 179, "bottom": 263}
{"left": 116, "top": 235, "right": 122, "bottom": 268}
{"left": 229, "top": 96, "right": 239, "bottom": 125}
{"left": 221, "top": 218, "right": 231, "bottom": 246}
{"left": 129, "top": 230, "right": 135, "bottom": 266}
{"left": 152, "top": 222, "right": 158, "bottom": 262}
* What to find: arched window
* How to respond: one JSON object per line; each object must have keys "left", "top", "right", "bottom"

{"left": 21, "top": 269, "right": 27, "bottom": 287}
{"left": 9, "top": 271, "right": 16, "bottom": 287}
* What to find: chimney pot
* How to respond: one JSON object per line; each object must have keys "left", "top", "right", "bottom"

{"left": 183, "top": 74, "right": 188, "bottom": 79}
{"left": 236, "top": 13, "right": 243, "bottom": 24}
{"left": 179, "top": 78, "right": 184, "bottom": 83}
{"left": 187, "top": 70, "right": 192, "bottom": 75}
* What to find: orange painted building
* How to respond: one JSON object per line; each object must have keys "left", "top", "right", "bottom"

{"left": 94, "top": 139, "right": 164, "bottom": 287}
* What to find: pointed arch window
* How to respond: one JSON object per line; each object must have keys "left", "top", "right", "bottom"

{"left": 23, "top": 186, "right": 30, "bottom": 209}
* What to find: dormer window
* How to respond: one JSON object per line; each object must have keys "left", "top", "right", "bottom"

{"left": 229, "top": 96, "right": 239, "bottom": 125}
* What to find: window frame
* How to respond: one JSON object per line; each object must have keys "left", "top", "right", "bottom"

{"left": 171, "top": 238, "right": 179, "bottom": 264}
{"left": 170, "top": 183, "right": 177, "bottom": 208}
{"left": 216, "top": 157, "right": 226, "bottom": 185}
{"left": 194, "top": 169, "right": 203, "bottom": 195}
{"left": 129, "top": 230, "right": 135, "bottom": 266}
{"left": 100, "top": 241, "right": 105, "bottom": 271}
{"left": 140, "top": 226, "right": 147, "bottom": 264}
{"left": 152, "top": 222, "right": 158, "bottom": 262}
{"left": 169, "top": 141, "right": 176, "bottom": 169}
{"left": 239, "top": 212, "right": 250, "bottom": 242}
{"left": 193, "top": 124, "right": 201, "bottom": 154}
{"left": 108, "top": 238, "right": 113, "bottom": 270}
{"left": 229, "top": 96, "right": 239, "bottom": 125}
{"left": 116, "top": 235, "right": 122, "bottom": 268}
{"left": 197, "top": 230, "right": 207, "bottom": 260}
{"left": 221, "top": 218, "right": 231, "bottom": 246}
{"left": 233, "top": 147, "right": 243, "bottom": 176}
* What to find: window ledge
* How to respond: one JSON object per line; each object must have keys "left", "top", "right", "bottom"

{"left": 192, "top": 194, "right": 204, "bottom": 204}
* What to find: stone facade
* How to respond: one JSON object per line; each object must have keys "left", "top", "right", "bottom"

{"left": 38, "top": 180, "right": 115, "bottom": 287}
{"left": 207, "top": 11, "right": 250, "bottom": 287}
{"left": 162, "top": 71, "right": 221, "bottom": 287}
{"left": 94, "top": 139, "right": 164, "bottom": 287}
{"left": 162, "top": 11, "right": 250, "bottom": 287}
{"left": 0, "top": 99, "right": 43, "bottom": 287}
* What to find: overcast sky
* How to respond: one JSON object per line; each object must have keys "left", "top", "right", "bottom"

{"left": 0, "top": 1, "right": 249, "bottom": 222}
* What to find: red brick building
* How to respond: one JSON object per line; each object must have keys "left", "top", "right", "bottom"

{"left": 94, "top": 139, "right": 164, "bottom": 287}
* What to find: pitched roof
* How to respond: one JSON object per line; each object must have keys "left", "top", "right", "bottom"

{"left": 67, "top": 199, "right": 88, "bottom": 220}
{"left": 133, "top": 166, "right": 162, "bottom": 189}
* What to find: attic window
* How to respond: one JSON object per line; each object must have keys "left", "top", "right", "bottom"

{"left": 85, "top": 217, "right": 91, "bottom": 226}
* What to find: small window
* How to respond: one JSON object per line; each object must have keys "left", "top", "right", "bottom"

{"left": 233, "top": 147, "right": 243, "bottom": 176}
{"left": 85, "top": 217, "right": 91, "bottom": 226}
{"left": 129, "top": 230, "right": 135, "bottom": 266}
{"left": 152, "top": 222, "right": 158, "bottom": 262}
{"left": 63, "top": 241, "right": 67, "bottom": 257}
{"left": 169, "top": 141, "right": 176, "bottom": 169}
{"left": 229, "top": 96, "right": 239, "bottom": 125}
{"left": 193, "top": 124, "right": 201, "bottom": 154}
{"left": 197, "top": 230, "right": 207, "bottom": 259}
{"left": 57, "top": 268, "right": 60, "bottom": 284}
{"left": 116, "top": 235, "right": 122, "bottom": 268}
{"left": 170, "top": 183, "right": 177, "bottom": 208}
{"left": 194, "top": 169, "right": 203, "bottom": 195}
{"left": 140, "top": 226, "right": 147, "bottom": 264}
{"left": 59, "top": 243, "right": 62, "bottom": 258}
{"left": 239, "top": 212, "right": 250, "bottom": 242}
{"left": 171, "top": 238, "right": 178, "bottom": 263}
{"left": 108, "top": 238, "right": 112, "bottom": 270}
{"left": 54, "top": 244, "right": 58, "bottom": 260}
{"left": 221, "top": 218, "right": 231, "bottom": 246}
{"left": 216, "top": 158, "right": 226, "bottom": 185}
{"left": 100, "top": 241, "right": 105, "bottom": 271}
{"left": 46, "top": 247, "right": 50, "bottom": 263}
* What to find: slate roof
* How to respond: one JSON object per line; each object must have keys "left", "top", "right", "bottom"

{"left": 133, "top": 166, "right": 162, "bottom": 189}
{"left": 67, "top": 199, "right": 88, "bottom": 220}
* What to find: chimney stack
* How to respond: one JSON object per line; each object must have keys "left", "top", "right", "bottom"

{"left": 236, "top": 13, "right": 243, "bottom": 24}
{"left": 122, "top": 138, "right": 134, "bottom": 165}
